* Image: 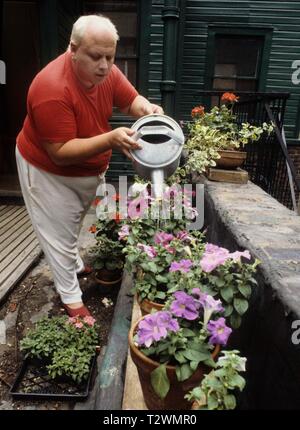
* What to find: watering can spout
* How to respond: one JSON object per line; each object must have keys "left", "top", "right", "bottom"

{"left": 151, "top": 169, "right": 165, "bottom": 199}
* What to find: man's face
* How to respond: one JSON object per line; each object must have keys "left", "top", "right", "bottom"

{"left": 71, "top": 30, "right": 116, "bottom": 88}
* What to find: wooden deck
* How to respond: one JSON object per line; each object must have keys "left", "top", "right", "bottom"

{"left": 0, "top": 205, "right": 41, "bottom": 303}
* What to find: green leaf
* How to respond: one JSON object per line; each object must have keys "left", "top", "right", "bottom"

{"left": 220, "top": 287, "right": 234, "bottom": 303}
{"left": 224, "top": 304, "right": 233, "bottom": 317}
{"left": 224, "top": 394, "right": 236, "bottom": 410}
{"left": 155, "top": 291, "right": 166, "bottom": 300}
{"left": 176, "top": 363, "right": 194, "bottom": 382}
{"left": 207, "top": 393, "right": 219, "bottom": 410}
{"left": 182, "top": 349, "right": 210, "bottom": 362}
{"left": 233, "top": 298, "right": 249, "bottom": 316}
{"left": 190, "top": 361, "right": 199, "bottom": 372}
{"left": 216, "top": 278, "right": 225, "bottom": 288}
{"left": 181, "top": 328, "right": 196, "bottom": 337}
{"left": 238, "top": 284, "right": 252, "bottom": 298}
{"left": 230, "top": 374, "right": 246, "bottom": 390}
{"left": 230, "top": 313, "right": 242, "bottom": 329}
{"left": 148, "top": 262, "right": 158, "bottom": 273}
{"left": 174, "top": 351, "right": 187, "bottom": 364}
{"left": 150, "top": 364, "right": 170, "bottom": 399}
{"left": 156, "top": 275, "right": 168, "bottom": 283}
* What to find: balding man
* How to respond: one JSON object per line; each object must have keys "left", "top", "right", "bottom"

{"left": 16, "top": 15, "right": 163, "bottom": 317}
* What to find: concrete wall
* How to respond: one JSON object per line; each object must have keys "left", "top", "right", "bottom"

{"left": 203, "top": 179, "right": 300, "bottom": 410}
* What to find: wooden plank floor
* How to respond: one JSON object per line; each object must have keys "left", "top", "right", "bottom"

{"left": 0, "top": 205, "right": 41, "bottom": 303}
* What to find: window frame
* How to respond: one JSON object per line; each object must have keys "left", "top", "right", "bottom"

{"left": 204, "top": 25, "right": 273, "bottom": 102}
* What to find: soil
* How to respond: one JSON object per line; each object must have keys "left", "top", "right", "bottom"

{"left": 0, "top": 255, "right": 120, "bottom": 410}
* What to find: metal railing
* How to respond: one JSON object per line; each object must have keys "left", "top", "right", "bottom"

{"left": 196, "top": 91, "right": 300, "bottom": 211}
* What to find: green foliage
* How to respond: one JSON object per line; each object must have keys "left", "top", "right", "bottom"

{"left": 186, "top": 350, "right": 247, "bottom": 410}
{"left": 20, "top": 316, "right": 99, "bottom": 384}
{"left": 125, "top": 232, "right": 205, "bottom": 302}
{"left": 184, "top": 104, "right": 274, "bottom": 175}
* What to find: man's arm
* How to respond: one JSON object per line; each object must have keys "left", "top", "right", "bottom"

{"left": 42, "top": 127, "right": 141, "bottom": 166}
{"left": 120, "top": 95, "right": 164, "bottom": 117}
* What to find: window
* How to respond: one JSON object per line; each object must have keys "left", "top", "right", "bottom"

{"left": 205, "top": 27, "right": 273, "bottom": 106}
{"left": 84, "top": 1, "right": 138, "bottom": 86}
{"left": 213, "top": 35, "right": 264, "bottom": 92}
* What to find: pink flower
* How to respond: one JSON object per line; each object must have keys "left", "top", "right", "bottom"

{"left": 200, "top": 253, "right": 229, "bottom": 273}
{"left": 84, "top": 316, "right": 96, "bottom": 327}
{"left": 169, "top": 259, "right": 193, "bottom": 273}
{"left": 137, "top": 243, "right": 157, "bottom": 259}
{"left": 154, "top": 232, "right": 174, "bottom": 246}
{"left": 128, "top": 194, "right": 149, "bottom": 219}
{"left": 200, "top": 243, "right": 231, "bottom": 273}
{"left": 118, "top": 225, "right": 130, "bottom": 241}
{"left": 229, "top": 250, "right": 251, "bottom": 262}
{"left": 75, "top": 322, "right": 83, "bottom": 329}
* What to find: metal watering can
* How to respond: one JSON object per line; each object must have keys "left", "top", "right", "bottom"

{"left": 130, "top": 114, "right": 185, "bottom": 198}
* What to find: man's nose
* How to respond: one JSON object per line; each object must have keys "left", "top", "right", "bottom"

{"left": 98, "top": 58, "right": 108, "bottom": 70}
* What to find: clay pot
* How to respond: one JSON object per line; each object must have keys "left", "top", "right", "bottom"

{"left": 129, "top": 318, "right": 220, "bottom": 410}
{"left": 94, "top": 268, "right": 123, "bottom": 287}
{"left": 216, "top": 150, "right": 246, "bottom": 169}
{"left": 137, "top": 296, "right": 164, "bottom": 316}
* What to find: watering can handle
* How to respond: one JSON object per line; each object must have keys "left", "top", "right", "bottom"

{"left": 133, "top": 126, "right": 184, "bottom": 145}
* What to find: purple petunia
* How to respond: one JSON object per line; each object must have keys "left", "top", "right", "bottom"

{"left": 170, "top": 291, "right": 200, "bottom": 320}
{"left": 229, "top": 250, "right": 251, "bottom": 262}
{"left": 118, "top": 225, "right": 130, "bottom": 241}
{"left": 207, "top": 317, "right": 232, "bottom": 346}
{"left": 199, "top": 243, "right": 231, "bottom": 273}
{"left": 176, "top": 231, "right": 192, "bottom": 242}
{"left": 154, "top": 232, "right": 175, "bottom": 247}
{"left": 137, "top": 243, "right": 157, "bottom": 259}
{"left": 169, "top": 259, "right": 193, "bottom": 273}
{"left": 137, "top": 311, "right": 179, "bottom": 347}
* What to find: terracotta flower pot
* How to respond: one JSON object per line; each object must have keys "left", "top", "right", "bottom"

{"left": 94, "top": 268, "right": 123, "bottom": 287}
{"left": 128, "top": 318, "right": 220, "bottom": 410}
{"left": 216, "top": 149, "right": 247, "bottom": 169}
{"left": 137, "top": 296, "right": 164, "bottom": 316}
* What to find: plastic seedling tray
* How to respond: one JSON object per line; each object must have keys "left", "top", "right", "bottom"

{"left": 10, "top": 355, "right": 97, "bottom": 401}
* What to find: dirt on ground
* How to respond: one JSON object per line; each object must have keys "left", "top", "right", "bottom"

{"left": 0, "top": 254, "right": 120, "bottom": 410}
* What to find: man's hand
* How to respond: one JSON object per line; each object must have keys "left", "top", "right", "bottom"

{"left": 122, "top": 95, "right": 164, "bottom": 118}
{"left": 141, "top": 103, "right": 164, "bottom": 116}
{"left": 108, "top": 127, "right": 142, "bottom": 160}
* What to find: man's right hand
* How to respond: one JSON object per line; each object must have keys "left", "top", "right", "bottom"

{"left": 108, "top": 127, "right": 142, "bottom": 160}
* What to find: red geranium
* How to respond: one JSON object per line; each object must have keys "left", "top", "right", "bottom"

{"left": 221, "top": 92, "right": 239, "bottom": 104}
{"left": 191, "top": 106, "right": 205, "bottom": 117}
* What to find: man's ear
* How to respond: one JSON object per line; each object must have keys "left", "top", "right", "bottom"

{"left": 70, "top": 41, "right": 78, "bottom": 54}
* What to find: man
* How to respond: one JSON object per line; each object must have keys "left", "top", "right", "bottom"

{"left": 16, "top": 15, "right": 163, "bottom": 317}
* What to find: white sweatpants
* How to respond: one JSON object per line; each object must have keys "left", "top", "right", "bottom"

{"left": 15, "top": 145, "right": 105, "bottom": 304}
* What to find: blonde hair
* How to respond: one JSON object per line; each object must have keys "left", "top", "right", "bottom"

{"left": 70, "top": 15, "right": 119, "bottom": 46}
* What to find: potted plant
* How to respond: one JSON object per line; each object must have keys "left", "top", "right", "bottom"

{"left": 183, "top": 92, "right": 274, "bottom": 176}
{"left": 186, "top": 349, "right": 247, "bottom": 410}
{"left": 166, "top": 243, "right": 260, "bottom": 329}
{"left": 90, "top": 233, "right": 124, "bottom": 286}
{"left": 128, "top": 290, "right": 232, "bottom": 410}
{"left": 19, "top": 315, "right": 99, "bottom": 385}
{"left": 89, "top": 194, "right": 126, "bottom": 286}
{"left": 124, "top": 229, "right": 205, "bottom": 315}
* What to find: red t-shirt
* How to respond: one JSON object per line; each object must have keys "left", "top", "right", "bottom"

{"left": 17, "top": 52, "right": 138, "bottom": 177}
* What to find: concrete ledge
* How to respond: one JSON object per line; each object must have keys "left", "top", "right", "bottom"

{"left": 204, "top": 180, "right": 300, "bottom": 317}
{"left": 203, "top": 179, "right": 300, "bottom": 409}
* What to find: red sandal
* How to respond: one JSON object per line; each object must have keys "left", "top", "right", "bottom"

{"left": 63, "top": 303, "right": 91, "bottom": 318}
